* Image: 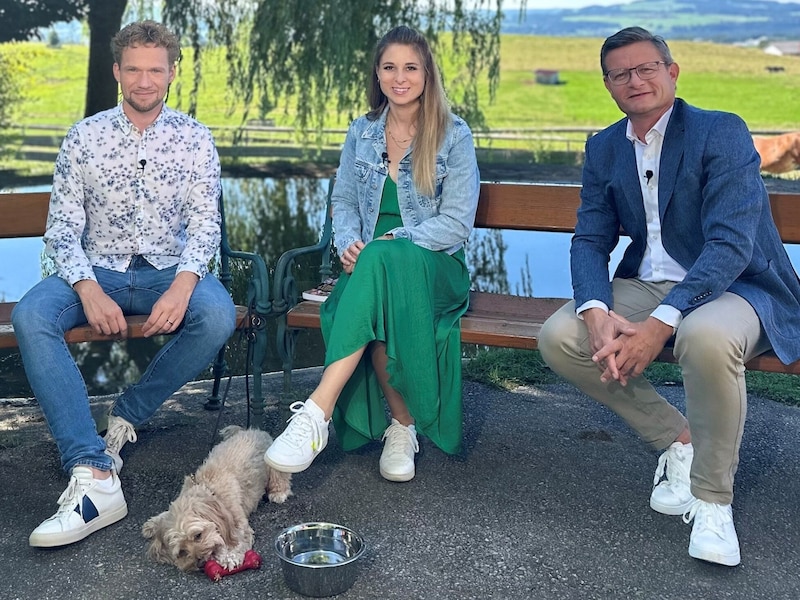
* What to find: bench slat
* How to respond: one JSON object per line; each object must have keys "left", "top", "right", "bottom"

{"left": 9, "top": 186, "right": 796, "bottom": 241}
{"left": 0, "top": 192, "right": 51, "bottom": 239}
{"left": 0, "top": 303, "right": 250, "bottom": 349}
{"left": 475, "top": 183, "right": 580, "bottom": 232}
{"left": 769, "top": 191, "right": 800, "bottom": 244}
{"left": 467, "top": 292, "right": 569, "bottom": 320}
{"left": 474, "top": 183, "right": 800, "bottom": 244}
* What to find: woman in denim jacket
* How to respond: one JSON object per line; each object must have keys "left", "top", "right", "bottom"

{"left": 266, "top": 25, "right": 480, "bottom": 482}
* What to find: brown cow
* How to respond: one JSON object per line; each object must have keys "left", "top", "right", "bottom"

{"left": 752, "top": 131, "right": 800, "bottom": 173}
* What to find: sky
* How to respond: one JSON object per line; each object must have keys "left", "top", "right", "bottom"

{"left": 523, "top": 1, "right": 633, "bottom": 7}
{"left": 519, "top": 0, "right": 794, "bottom": 8}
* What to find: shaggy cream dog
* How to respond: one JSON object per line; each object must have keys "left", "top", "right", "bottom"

{"left": 142, "top": 426, "right": 292, "bottom": 572}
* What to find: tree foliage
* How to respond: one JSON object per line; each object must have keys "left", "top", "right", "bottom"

{"left": 0, "top": 0, "right": 86, "bottom": 43}
{"left": 1, "top": 0, "right": 127, "bottom": 117}
{"left": 0, "top": 47, "right": 24, "bottom": 158}
{"left": 163, "top": 0, "right": 505, "bottom": 135}
{"left": 3, "top": 0, "right": 508, "bottom": 133}
{"left": 0, "top": 51, "right": 22, "bottom": 127}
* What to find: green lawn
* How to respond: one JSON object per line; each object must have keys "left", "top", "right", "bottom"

{"left": 463, "top": 349, "right": 800, "bottom": 407}
{"left": 4, "top": 34, "right": 799, "bottom": 131}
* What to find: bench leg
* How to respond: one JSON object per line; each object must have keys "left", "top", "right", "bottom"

{"left": 205, "top": 345, "right": 228, "bottom": 411}
{"left": 276, "top": 315, "right": 298, "bottom": 407}
{"left": 247, "top": 323, "right": 269, "bottom": 428}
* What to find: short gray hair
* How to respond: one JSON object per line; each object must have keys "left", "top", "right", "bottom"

{"left": 600, "top": 27, "right": 673, "bottom": 74}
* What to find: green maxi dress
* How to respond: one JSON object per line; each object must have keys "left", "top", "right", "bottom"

{"left": 319, "top": 176, "right": 470, "bottom": 454}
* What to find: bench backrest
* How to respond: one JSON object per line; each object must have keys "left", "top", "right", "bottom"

{"left": 3, "top": 185, "right": 800, "bottom": 244}
{"left": 474, "top": 182, "right": 800, "bottom": 244}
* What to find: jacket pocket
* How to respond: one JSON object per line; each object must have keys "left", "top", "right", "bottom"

{"left": 353, "top": 159, "right": 371, "bottom": 183}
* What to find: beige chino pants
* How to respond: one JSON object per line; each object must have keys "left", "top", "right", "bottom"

{"left": 539, "top": 278, "right": 771, "bottom": 505}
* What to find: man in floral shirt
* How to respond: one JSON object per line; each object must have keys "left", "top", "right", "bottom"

{"left": 12, "top": 20, "right": 236, "bottom": 547}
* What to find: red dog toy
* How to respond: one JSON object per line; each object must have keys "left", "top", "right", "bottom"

{"left": 203, "top": 549, "right": 263, "bottom": 582}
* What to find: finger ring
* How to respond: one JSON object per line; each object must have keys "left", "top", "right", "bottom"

{"left": 167, "top": 320, "right": 174, "bottom": 325}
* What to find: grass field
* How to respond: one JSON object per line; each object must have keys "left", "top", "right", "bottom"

{"left": 3, "top": 34, "right": 799, "bottom": 131}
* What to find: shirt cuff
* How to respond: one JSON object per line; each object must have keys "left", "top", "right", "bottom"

{"left": 65, "top": 269, "right": 97, "bottom": 287}
{"left": 576, "top": 300, "right": 609, "bottom": 319}
{"left": 651, "top": 304, "right": 682, "bottom": 333}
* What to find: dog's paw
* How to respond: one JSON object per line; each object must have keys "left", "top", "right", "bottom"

{"left": 267, "top": 471, "right": 293, "bottom": 504}
{"left": 268, "top": 488, "right": 293, "bottom": 504}
{"left": 215, "top": 547, "right": 245, "bottom": 571}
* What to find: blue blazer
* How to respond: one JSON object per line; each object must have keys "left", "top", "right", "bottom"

{"left": 572, "top": 98, "right": 800, "bottom": 364}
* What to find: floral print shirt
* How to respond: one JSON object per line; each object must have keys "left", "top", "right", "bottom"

{"left": 45, "top": 103, "right": 222, "bottom": 285}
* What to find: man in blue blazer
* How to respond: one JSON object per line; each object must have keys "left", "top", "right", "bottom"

{"left": 539, "top": 27, "right": 800, "bottom": 567}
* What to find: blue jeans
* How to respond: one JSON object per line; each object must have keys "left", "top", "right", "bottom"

{"left": 11, "top": 257, "right": 236, "bottom": 473}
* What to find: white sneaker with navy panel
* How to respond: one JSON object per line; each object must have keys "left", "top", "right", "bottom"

{"left": 29, "top": 466, "right": 128, "bottom": 547}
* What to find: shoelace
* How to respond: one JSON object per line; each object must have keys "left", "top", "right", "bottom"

{"left": 282, "top": 401, "right": 326, "bottom": 450}
{"left": 106, "top": 417, "right": 137, "bottom": 452}
{"left": 682, "top": 501, "right": 732, "bottom": 538}
{"left": 653, "top": 444, "right": 690, "bottom": 487}
{"left": 54, "top": 474, "right": 88, "bottom": 516}
{"left": 381, "top": 423, "right": 419, "bottom": 456}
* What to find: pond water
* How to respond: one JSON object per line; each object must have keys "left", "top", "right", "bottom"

{"left": 1, "top": 177, "right": 591, "bottom": 302}
{"left": 2, "top": 177, "right": 798, "bottom": 399}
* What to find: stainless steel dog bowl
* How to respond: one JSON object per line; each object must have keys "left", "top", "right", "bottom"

{"left": 275, "top": 522, "right": 366, "bottom": 597}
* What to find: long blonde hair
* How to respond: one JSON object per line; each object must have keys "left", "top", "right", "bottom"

{"left": 367, "top": 26, "right": 449, "bottom": 197}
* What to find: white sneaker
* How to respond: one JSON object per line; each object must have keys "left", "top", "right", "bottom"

{"left": 29, "top": 466, "right": 128, "bottom": 548}
{"left": 379, "top": 419, "right": 419, "bottom": 482}
{"left": 650, "top": 441, "right": 695, "bottom": 515}
{"left": 103, "top": 414, "right": 137, "bottom": 473}
{"left": 264, "top": 399, "right": 329, "bottom": 473}
{"left": 683, "top": 500, "right": 740, "bottom": 566}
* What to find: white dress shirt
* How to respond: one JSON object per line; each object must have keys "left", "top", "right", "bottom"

{"left": 577, "top": 106, "right": 685, "bottom": 331}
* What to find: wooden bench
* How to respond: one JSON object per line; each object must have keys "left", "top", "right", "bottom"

{"left": 275, "top": 179, "right": 800, "bottom": 393}
{"left": 0, "top": 190, "right": 276, "bottom": 423}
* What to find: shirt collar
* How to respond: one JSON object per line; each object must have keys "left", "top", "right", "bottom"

{"left": 625, "top": 105, "right": 674, "bottom": 144}
{"left": 112, "top": 102, "right": 168, "bottom": 135}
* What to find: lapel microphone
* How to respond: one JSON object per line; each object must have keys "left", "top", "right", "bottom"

{"left": 645, "top": 169, "right": 653, "bottom": 184}
{"left": 382, "top": 152, "right": 390, "bottom": 167}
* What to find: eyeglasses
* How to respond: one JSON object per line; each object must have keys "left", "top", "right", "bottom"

{"left": 604, "top": 61, "right": 668, "bottom": 86}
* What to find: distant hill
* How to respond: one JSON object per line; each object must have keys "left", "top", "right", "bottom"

{"left": 502, "top": 0, "right": 800, "bottom": 42}
{"left": 41, "top": 1, "right": 800, "bottom": 46}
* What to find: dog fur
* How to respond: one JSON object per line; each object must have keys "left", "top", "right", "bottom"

{"left": 753, "top": 131, "right": 800, "bottom": 174}
{"left": 141, "top": 426, "right": 292, "bottom": 572}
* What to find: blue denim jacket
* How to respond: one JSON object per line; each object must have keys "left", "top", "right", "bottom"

{"left": 331, "top": 108, "right": 480, "bottom": 255}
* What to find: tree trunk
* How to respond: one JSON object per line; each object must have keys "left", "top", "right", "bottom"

{"left": 84, "top": 0, "right": 128, "bottom": 117}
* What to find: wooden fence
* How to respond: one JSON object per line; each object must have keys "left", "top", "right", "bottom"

{"left": 5, "top": 123, "right": 794, "bottom": 168}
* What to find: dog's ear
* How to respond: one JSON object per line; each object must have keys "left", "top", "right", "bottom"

{"left": 141, "top": 513, "right": 174, "bottom": 564}
{"left": 194, "top": 495, "right": 236, "bottom": 545}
